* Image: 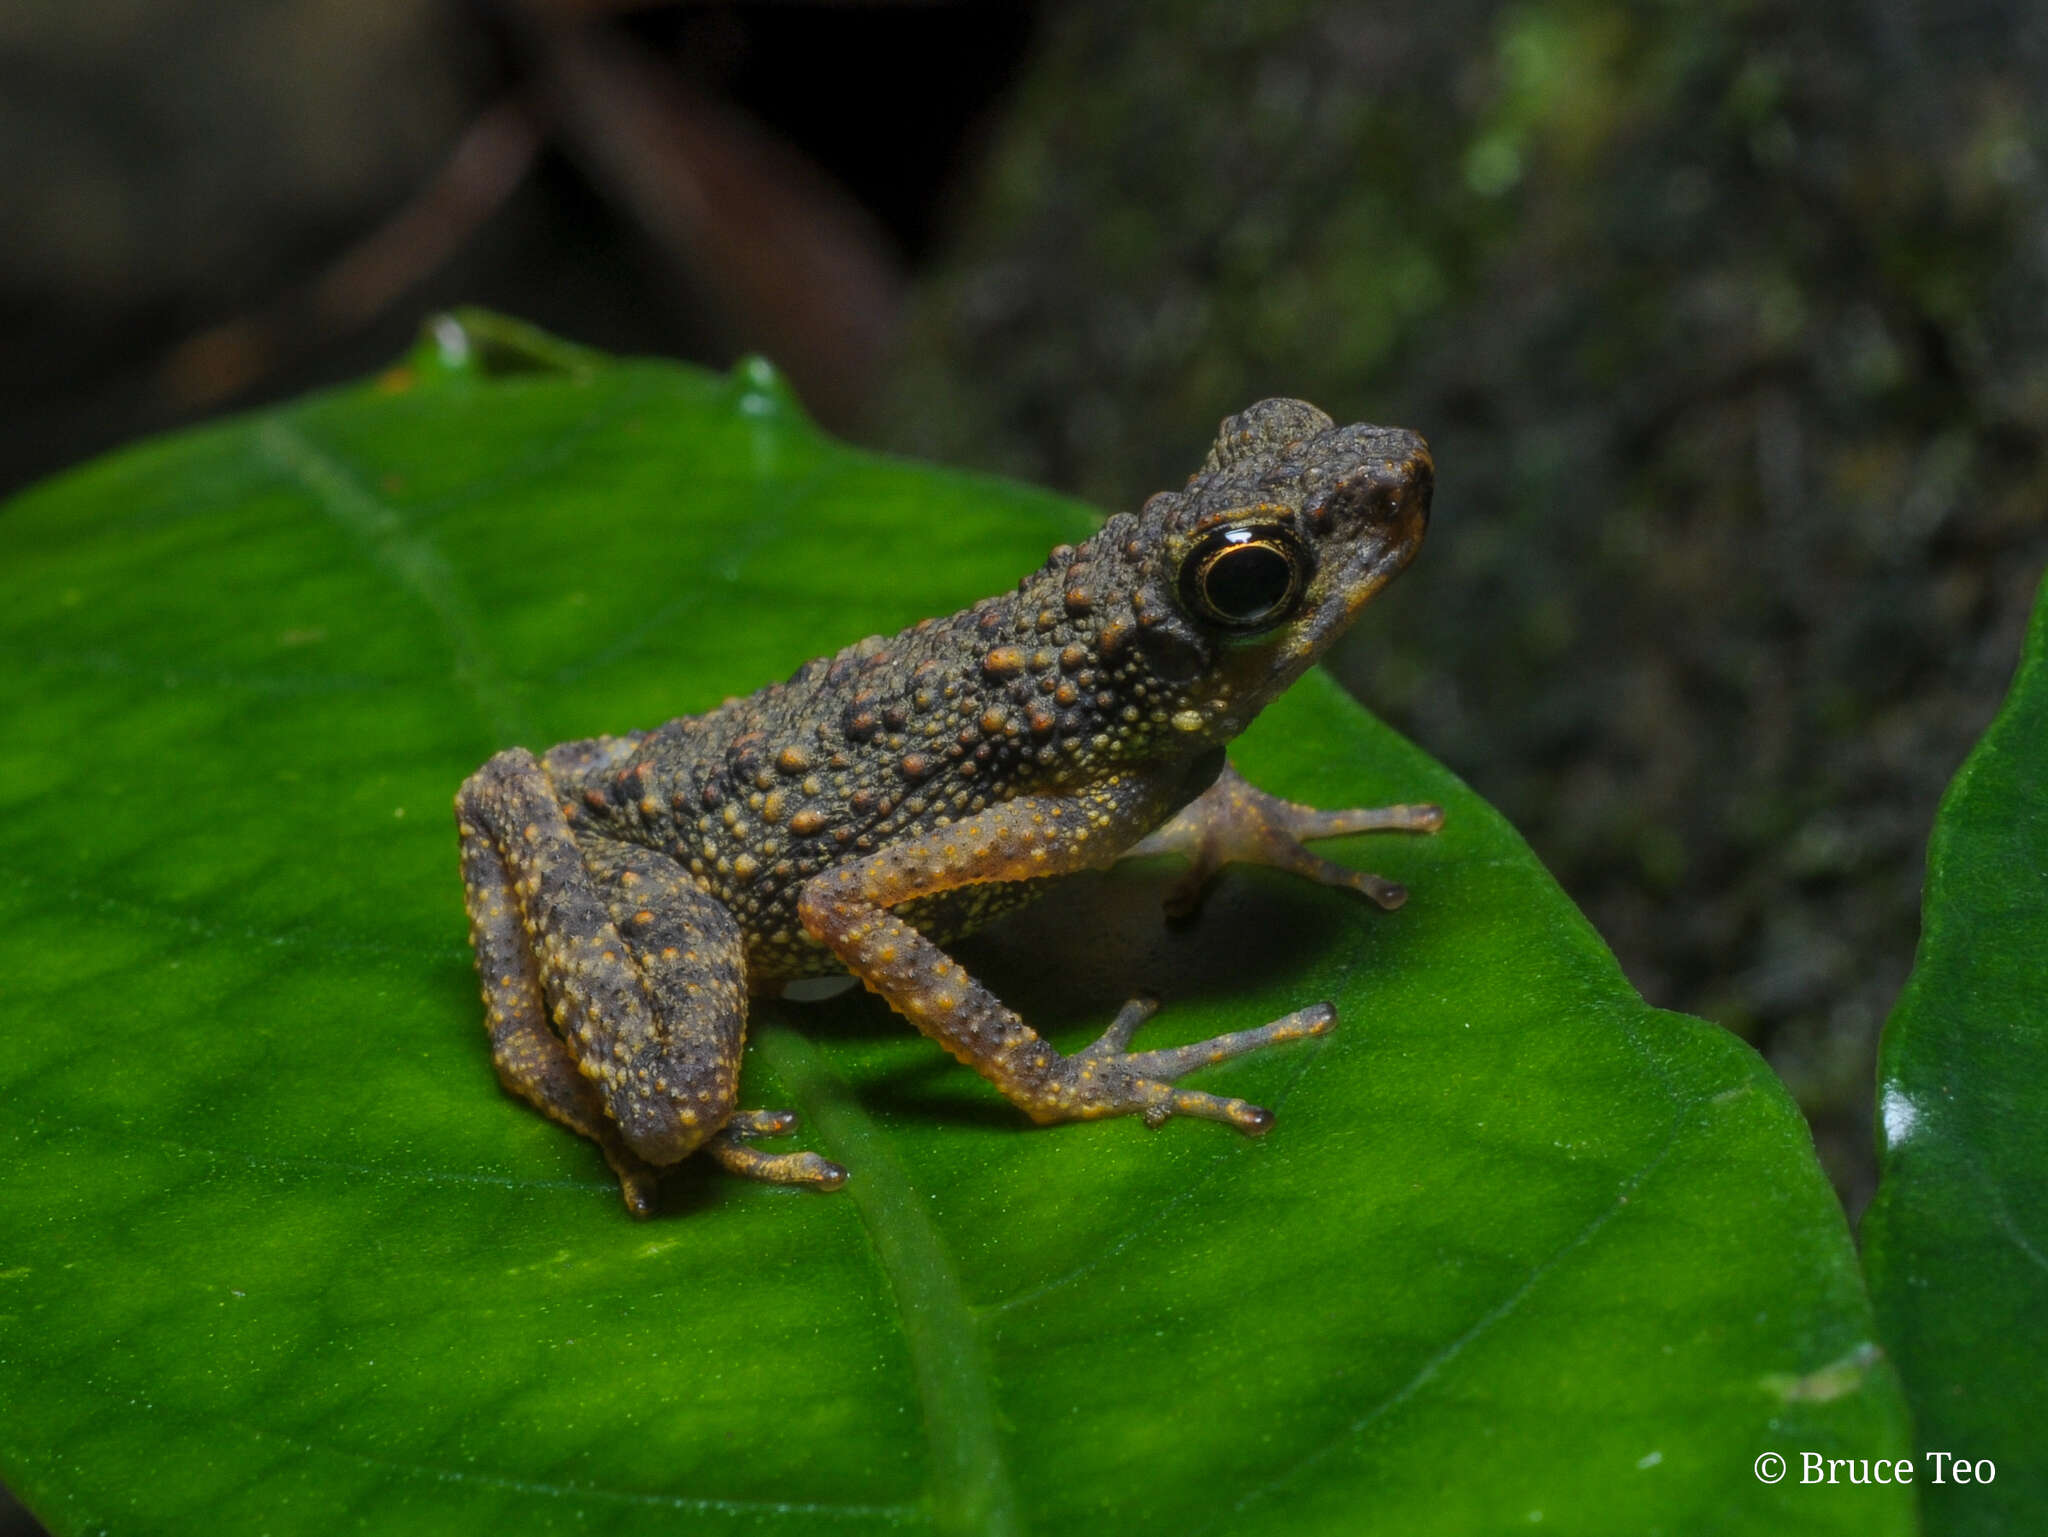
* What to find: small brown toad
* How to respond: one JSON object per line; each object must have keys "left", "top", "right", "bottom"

{"left": 455, "top": 398, "right": 1440, "bottom": 1215}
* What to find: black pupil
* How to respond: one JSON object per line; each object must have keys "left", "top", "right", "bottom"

{"left": 1205, "top": 543, "right": 1294, "bottom": 621}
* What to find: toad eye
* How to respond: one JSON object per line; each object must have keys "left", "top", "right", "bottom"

{"left": 1180, "top": 525, "right": 1311, "bottom": 631}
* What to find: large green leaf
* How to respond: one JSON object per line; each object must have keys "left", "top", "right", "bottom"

{"left": 1863, "top": 570, "right": 2048, "bottom": 1535}
{"left": 2, "top": 315, "right": 1909, "bottom": 1535}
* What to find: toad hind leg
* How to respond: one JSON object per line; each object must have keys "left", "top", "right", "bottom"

{"left": 456, "top": 749, "right": 842, "bottom": 1215}
{"left": 583, "top": 837, "right": 848, "bottom": 1195}
{"left": 1124, "top": 758, "right": 1442, "bottom": 915}
{"left": 459, "top": 815, "right": 662, "bottom": 1215}
{"left": 796, "top": 795, "right": 1332, "bottom": 1136}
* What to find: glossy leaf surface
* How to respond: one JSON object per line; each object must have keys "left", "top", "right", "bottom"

{"left": 1863, "top": 571, "right": 2048, "bottom": 1535}
{"left": 1, "top": 317, "right": 1910, "bottom": 1535}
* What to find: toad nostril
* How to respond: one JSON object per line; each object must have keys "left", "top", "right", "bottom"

{"left": 1404, "top": 453, "right": 1436, "bottom": 515}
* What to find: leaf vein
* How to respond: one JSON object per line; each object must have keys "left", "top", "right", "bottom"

{"left": 752, "top": 1022, "right": 1021, "bottom": 1537}
{"left": 179, "top": 1413, "right": 921, "bottom": 1522}
{"left": 256, "top": 418, "right": 532, "bottom": 745}
{"left": 1202, "top": 1075, "right": 1690, "bottom": 1531}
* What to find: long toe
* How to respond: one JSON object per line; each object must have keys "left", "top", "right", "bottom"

{"left": 1119, "top": 1002, "right": 1336, "bottom": 1080}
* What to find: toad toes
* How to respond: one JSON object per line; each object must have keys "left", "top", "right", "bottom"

{"left": 456, "top": 398, "right": 1440, "bottom": 1216}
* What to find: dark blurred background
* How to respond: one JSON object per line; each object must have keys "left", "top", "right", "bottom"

{"left": 4, "top": 6, "right": 2045, "bottom": 1518}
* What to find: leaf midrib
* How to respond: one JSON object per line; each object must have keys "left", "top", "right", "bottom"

{"left": 756, "top": 1022, "right": 1019, "bottom": 1537}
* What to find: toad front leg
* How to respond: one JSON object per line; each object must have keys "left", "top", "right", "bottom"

{"left": 1124, "top": 758, "right": 1443, "bottom": 916}
{"left": 796, "top": 793, "right": 1334, "bottom": 1134}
